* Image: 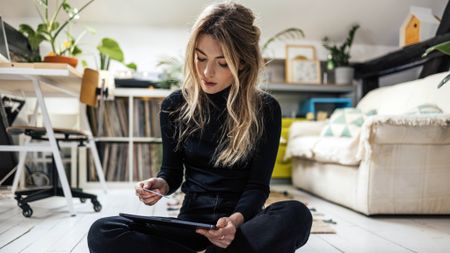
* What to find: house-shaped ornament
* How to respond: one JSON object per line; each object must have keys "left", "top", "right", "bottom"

{"left": 399, "top": 6, "right": 440, "bottom": 47}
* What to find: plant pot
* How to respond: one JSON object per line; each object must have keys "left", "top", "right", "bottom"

{"left": 334, "top": 66, "right": 354, "bottom": 85}
{"left": 43, "top": 55, "right": 78, "bottom": 68}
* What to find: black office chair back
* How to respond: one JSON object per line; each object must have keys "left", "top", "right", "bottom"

{"left": 0, "top": 97, "right": 19, "bottom": 185}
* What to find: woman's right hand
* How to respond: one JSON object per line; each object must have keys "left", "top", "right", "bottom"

{"left": 135, "top": 177, "right": 169, "bottom": 206}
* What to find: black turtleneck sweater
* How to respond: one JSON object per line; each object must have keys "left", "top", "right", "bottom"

{"left": 157, "top": 87, "right": 281, "bottom": 221}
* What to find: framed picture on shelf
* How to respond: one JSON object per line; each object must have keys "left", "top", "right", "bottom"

{"left": 287, "top": 59, "right": 321, "bottom": 84}
{"left": 285, "top": 45, "right": 321, "bottom": 84}
{"left": 285, "top": 45, "right": 317, "bottom": 61}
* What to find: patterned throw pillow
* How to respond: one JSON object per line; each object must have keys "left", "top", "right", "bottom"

{"left": 320, "top": 108, "right": 375, "bottom": 138}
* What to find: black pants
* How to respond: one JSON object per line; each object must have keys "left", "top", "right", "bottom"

{"left": 88, "top": 193, "right": 312, "bottom": 253}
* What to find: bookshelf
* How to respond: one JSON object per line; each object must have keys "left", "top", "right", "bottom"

{"left": 81, "top": 88, "right": 172, "bottom": 187}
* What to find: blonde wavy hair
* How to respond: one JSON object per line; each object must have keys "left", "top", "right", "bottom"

{"left": 174, "top": 1, "right": 265, "bottom": 167}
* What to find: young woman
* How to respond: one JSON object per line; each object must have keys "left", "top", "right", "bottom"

{"left": 88, "top": 2, "right": 312, "bottom": 253}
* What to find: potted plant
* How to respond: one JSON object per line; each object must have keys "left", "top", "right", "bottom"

{"left": 423, "top": 41, "right": 450, "bottom": 88}
{"left": 25, "top": 0, "right": 95, "bottom": 67}
{"left": 96, "top": 37, "right": 137, "bottom": 71}
{"left": 322, "top": 24, "right": 360, "bottom": 85}
{"left": 85, "top": 37, "right": 137, "bottom": 90}
{"left": 156, "top": 55, "right": 184, "bottom": 89}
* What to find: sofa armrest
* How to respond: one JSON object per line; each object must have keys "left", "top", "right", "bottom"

{"left": 288, "top": 120, "right": 327, "bottom": 140}
{"left": 357, "top": 114, "right": 450, "bottom": 160}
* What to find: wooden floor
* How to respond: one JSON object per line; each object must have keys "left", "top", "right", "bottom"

{"left": 1, "top": 185, "right": 449, "bottom": 253}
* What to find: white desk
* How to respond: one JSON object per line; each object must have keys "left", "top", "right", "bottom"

{"left": 0, "top": 63, "right": 107, "bottom": 216}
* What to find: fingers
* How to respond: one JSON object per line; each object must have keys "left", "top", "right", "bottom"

{"left": 196, "top": 218, "right": 236, "bottom": 248}
{"left": 196, "top": 228, "right": 208, "bottom": 236}
{"left": 135, "top": 178, "right": 162, "bottom": 206}
{"left": 134, "top": 181, "right": 145, "bottom": 195}
{"left": 196, "top": 229, "right": 229, "bottom": 248}
{"left": 140, "top": 194, "right": 161, "bottom": 205}
{"left": 216, "top": 217, "right": 228, "bottom": 228}
{"left": 143, "top": 178, "right": 158, "bottom": 190}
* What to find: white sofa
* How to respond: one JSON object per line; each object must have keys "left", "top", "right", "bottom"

{"left": 286, "top": 72, "right": 450, "bottom": 215}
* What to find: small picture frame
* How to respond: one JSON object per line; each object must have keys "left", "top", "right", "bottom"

{"left": 285, "top": 45, "right": 321, "bottom": 84}
{"left": 287, "top": 59, "right": 321, "bottom": 84}
{"left": 285, "top": 45, "right": 317, "bottom": 61}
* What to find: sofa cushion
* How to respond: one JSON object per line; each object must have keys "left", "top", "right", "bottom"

{"left": 320, "top": 108, "right": 373, "bottom": 138}
{"left": 284, "top": 136, "right": 318, "bottom": 160}
{"left": 313, "top": 136, "right": 361, "bottom": 165}
{"left": 285, "top": 135, "right": 361, "bottom": 165}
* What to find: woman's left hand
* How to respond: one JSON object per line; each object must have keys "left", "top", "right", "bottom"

{"left": 196, "top": 217, "right": 237, "bottom": 248}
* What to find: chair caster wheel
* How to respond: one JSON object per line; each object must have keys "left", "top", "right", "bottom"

{"left": 16, "top": 196, "right": 23, "bottom": 207}
{"left": 92, "top": 199, "right": 102, "bottom": 212}
{"left": 21, "top": 203, "right": 33, "bottom": 218}
{"left": 80, "top": 198, "right": 87, "bottom": 203}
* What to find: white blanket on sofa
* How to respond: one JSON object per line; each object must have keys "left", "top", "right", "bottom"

{"left": 284, "top": 121, "right": 361, "bottom": 166}
{"left": 285, "top": 114, "right": 450, "bottom": 166}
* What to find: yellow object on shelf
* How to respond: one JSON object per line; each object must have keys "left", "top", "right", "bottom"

{"left": 272, "top": 117, "right": 305, "bottom": 179}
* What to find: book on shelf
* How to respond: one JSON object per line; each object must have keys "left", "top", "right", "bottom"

{"left": 87, "top": 143, "right": 162, "bottom": 182}
{"left": 84, "top": 96, "right": 165, "bottom": 182}
{"left": 86, "top": 97, "right": 163, "bottom": 138}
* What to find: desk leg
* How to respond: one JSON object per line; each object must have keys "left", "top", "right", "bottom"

{"left": 87, "top": 138, "right": 108, "bottom": 193}
{"left": 11, "top": 151, "right": 27, "bottom": 193}
{"left": 32, "top": 79, "right": 75, "bottom": 216}
{"left": 80, "top": 106, "right": 108, "bottom": 193}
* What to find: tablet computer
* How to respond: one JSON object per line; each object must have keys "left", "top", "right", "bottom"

{"left": 119, "top": 213, "right": 217, "bottom": 230}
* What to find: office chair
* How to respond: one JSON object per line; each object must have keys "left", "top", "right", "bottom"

{"left": 7, "top": 68, "right": 107, "bottom": 217}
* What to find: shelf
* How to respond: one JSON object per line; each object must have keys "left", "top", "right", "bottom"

{"left": 112, "top": 88, "right": 172, "bottom": 97}
{"left": 133, "top": 137, "right": 162, "bottom": 143}
{"left": 260, "top": 83, "right": 354, "bottom": 93}
{"left": 94, "top": 137, "right": 162, "bottom": 143}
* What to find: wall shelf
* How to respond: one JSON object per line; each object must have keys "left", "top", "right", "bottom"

{"left": 260, "top": 83, "right": 354, "bottom": 93}
{"left": 94, "top": 137, "right": 162, "bottom": 143}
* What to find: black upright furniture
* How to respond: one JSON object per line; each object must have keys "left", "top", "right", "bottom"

{"left": 0, "top": 97, "right": 21, "bottom": 186}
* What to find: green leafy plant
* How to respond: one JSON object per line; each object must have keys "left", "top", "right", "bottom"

{"left": 30, "top": 0, "right": 95, "bottom": 56}
{"left": 261, "top": 27, "right": 305, "bottom": 55}
{"left": 422, "top": 41, "right": 450, "bottom": 88}
{"left": 60, "top": 27, "right": 95, "bottom": 57}
{"left": 322, "top": 24, "right": 360, "bottom": 70}
{"left": 18, "top": 24, "right": 46, "bottom": 62}
{"left": 96, "top": 37, "right": 137, "bottom": 71}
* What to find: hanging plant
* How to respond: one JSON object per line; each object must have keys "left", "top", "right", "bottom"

{"left": 423, "top": 41, "right": 450, "bottom": 88}
{"left": 261, "top": 27, "right": 305, "bottom": 56}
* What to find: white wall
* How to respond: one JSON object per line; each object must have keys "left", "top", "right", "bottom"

{"left": 3, "top": 18, "right": 409, "bottom": 124}
{"left": 7, "top": 18, "right": 398, "bottom": 72}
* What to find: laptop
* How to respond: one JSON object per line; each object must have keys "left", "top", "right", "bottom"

{"left": 0, "top": 16, "right": 11, "bottom": 63}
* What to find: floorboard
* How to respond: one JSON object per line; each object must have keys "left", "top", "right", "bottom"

{"left": 1, "top": 186, "right": 449, "bottom": 253}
